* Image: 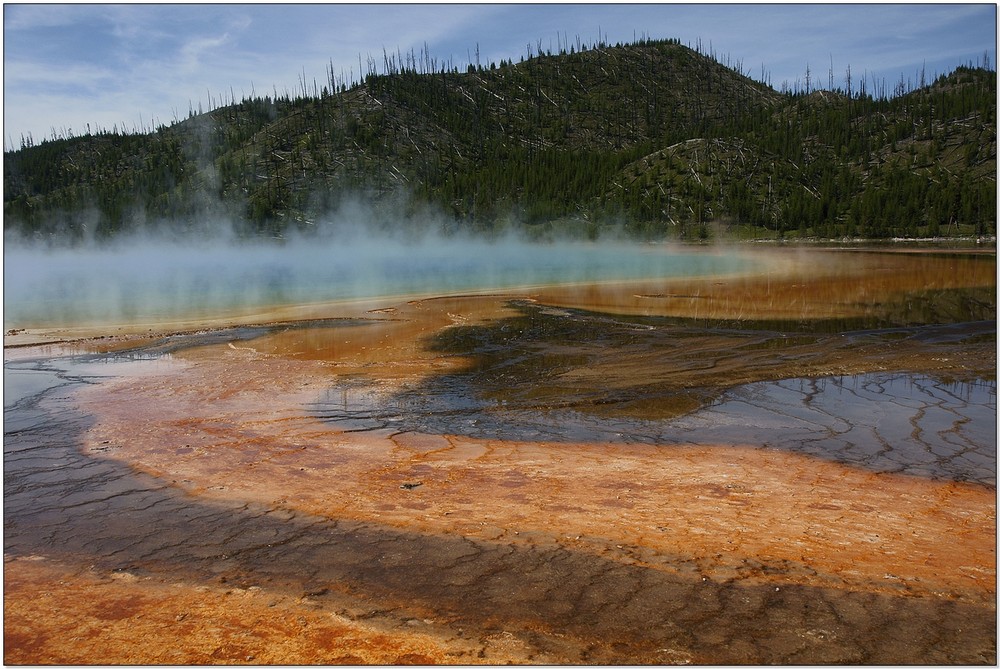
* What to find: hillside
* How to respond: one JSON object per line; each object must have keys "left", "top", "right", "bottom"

{"left": 3, "top": 38, "right": 996, "bottom": 242}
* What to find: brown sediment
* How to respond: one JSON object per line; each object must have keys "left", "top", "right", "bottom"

{"left": 4, "top": 247, "right": 997, "bottom": 664}
{"left": 530, "top": 247, "right": 997, "bottom": 320}
{"left": 3, "top": 555, "right": 474, "bottom": 666}
{"left": 70, "top": 346, "right": 996, "bottom": 602}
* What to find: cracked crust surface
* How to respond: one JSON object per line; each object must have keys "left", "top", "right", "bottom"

{"left": 5, "top": 247, "right": 996, "bottom": 664}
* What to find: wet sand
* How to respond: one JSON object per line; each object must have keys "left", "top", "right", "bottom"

{"left": 4, "top": 246, "right": 996, "bottom": 664}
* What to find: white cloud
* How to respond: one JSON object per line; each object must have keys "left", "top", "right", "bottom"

{"left": 4, "top": 58, "right": 115, "bottom": 93}
{"left": 3, "top": 3, "right": 91, "bottom": 31}
{"left": 179, "top": 32, "right": 235, "bottom": 72}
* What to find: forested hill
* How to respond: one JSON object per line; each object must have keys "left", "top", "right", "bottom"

{"left": 4, "top": 38, "right": 996, "bottom": 242}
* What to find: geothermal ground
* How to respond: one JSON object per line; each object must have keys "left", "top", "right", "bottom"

{"left": 4, "top": 246, "right": 996, "bottom": 664}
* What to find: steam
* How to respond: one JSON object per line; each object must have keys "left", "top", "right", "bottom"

{"left": 3, "top": 197, "right": 752, "bottom": 329}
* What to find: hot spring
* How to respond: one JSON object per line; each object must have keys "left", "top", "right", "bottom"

{"left": 3, "top": 236, "right": 756, "bottom": 328}
{"left": 3, "top": 230, "right": 996, "bottom": 665}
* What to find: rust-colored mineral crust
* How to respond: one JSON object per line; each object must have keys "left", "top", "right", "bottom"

{"left": 4, "top": 248, "right": 996, "bottom": 664}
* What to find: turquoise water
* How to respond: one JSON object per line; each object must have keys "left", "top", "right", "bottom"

{"left": 4, "top": 238, "right": 755, "bottom": 327}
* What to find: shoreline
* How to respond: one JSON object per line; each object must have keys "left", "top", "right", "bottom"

{"left": 4, "top": 245, "right": 996, "bottom": 350}
{"left": 5, "top": 244, "right": 995, "bottom": 350}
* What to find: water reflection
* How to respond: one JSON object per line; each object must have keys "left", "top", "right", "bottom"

{"left": 307, "top": 296, "right": 996, "bottom": 485}
{"left": 672, "top": 374, "right": 996, "bottom": 484}
{"left": 311, "top": 371, "right": 996, "bottom": 485}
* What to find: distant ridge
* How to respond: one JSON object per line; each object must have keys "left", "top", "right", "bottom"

{"left": 4, "top": 38, "right": 996, "bottom": 241}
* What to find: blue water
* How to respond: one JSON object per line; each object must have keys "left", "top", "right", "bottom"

{"left": 3, "top": 238, "right": 755, "bottom": 327}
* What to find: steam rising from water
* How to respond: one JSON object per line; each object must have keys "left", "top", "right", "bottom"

{"left": 4, "top": 207, "right": 753, "bottom": 328}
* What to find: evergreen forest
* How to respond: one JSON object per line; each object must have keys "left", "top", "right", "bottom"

{"left": 4, "top": 37, "right": 996, "bottom": 243}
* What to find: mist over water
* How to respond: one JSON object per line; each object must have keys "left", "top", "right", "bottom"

{"left": 3, "top": 214, "right": 755, "bottom": 328}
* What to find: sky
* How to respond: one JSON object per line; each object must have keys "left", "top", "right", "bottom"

{"left": 3, "top": 3, "right": 997, "bottom": 149}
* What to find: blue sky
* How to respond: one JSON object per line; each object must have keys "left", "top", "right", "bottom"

{"left": 4, "top": 3, "right": 996, "bottom": 149}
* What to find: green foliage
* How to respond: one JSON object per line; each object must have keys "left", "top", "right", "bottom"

{"left": 4, "top": 39, "right": 996, "bottom": 241}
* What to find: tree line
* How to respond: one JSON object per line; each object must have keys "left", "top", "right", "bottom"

{"left": 4, "top": 38, "right": 995, "bottom": 242}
